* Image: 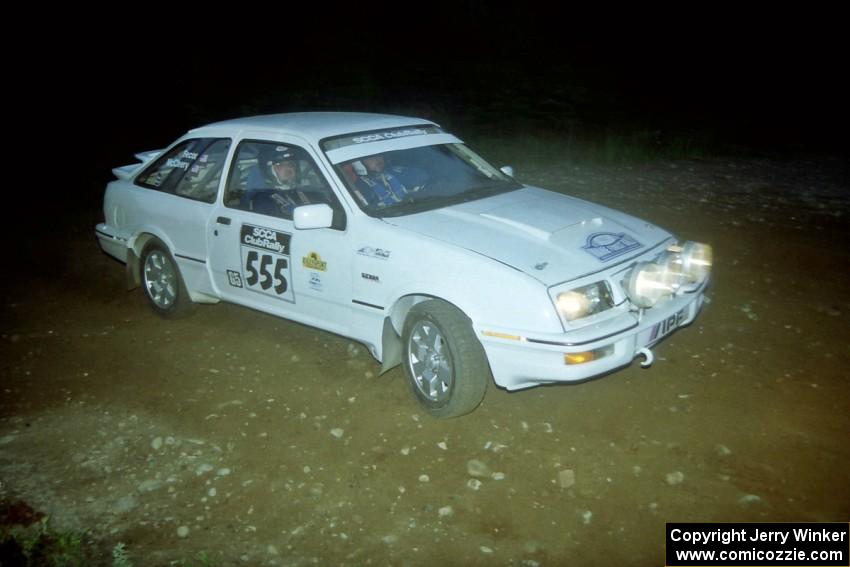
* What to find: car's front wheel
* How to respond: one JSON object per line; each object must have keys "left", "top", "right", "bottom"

{"left": 140, "top": 241, "right": 194, "bottom": 318}
{"left": 402, "top": 299, "right": 489, "bottom": 418}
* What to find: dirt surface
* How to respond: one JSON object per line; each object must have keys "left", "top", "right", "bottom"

{"left": 2, "top": 156, "right": 849, "bottom": 566}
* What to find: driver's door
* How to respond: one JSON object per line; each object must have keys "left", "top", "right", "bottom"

{"left": 207, "top": 135, "right": 353, "bottom": 336}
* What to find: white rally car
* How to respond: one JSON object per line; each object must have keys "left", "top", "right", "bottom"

{"left": 96, "top": 113, "right": 711, "bottom": 417}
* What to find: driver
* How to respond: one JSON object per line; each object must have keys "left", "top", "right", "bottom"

{"left": 244, "top": 145, "right": 311, "bottom": 218}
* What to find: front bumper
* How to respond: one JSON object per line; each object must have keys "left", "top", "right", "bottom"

{"left": 478, "top": 288, "right": 706, "bottom": 391}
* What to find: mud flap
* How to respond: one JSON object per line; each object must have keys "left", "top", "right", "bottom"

{"left": 379, "top": 317, "right": 402, "bottom": 375}
{"left": 126, "top": 248, "right": 140, "bottom": 291}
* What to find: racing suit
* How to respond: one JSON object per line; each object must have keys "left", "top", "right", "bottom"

{"left": 243, "top": 166, "right": 310, "bottom": 218}
{"left": 354, "top": 168, "right": 408, "bottom": 208}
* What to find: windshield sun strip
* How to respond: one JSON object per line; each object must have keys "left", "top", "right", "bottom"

{"left": 320, "top": 124, "right": 443, "bottom": 152}
{"left": 323, "top": 133, "right": 465, "bottom": 165}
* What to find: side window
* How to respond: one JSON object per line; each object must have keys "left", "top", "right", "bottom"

{"left": 173, "top": 139, "right": 230, "bottom": 203}
{"left": 224, "top": 140, "right": 344, "bottom": 228}
{"left": 136, "top": 138, "right": 230, "bottom": 203}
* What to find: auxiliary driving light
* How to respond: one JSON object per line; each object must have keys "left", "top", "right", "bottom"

{"left": 681, "top": 241, "right": 713, "bottom": 286}
{"left": 656, "top": 250, "right": 688, "bottom": 293}
{"left": 627, "top": 262, "right": 671, "bottom": 308}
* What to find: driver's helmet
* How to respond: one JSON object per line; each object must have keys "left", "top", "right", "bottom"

{"left": 260, "top": 145, "right": 295, "bottom": 167}
{"left": 259, "top": 145, "right": 298, "bottom": 185}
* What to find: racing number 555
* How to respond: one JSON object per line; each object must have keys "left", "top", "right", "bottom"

{"left": 245, "top": 250, "right": 288, "bottom": 294}
{"left": 238, "top": 224, "right": 294, "bottom": 302}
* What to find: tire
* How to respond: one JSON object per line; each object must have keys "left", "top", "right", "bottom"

{"left": 402, "top": 299, "right": 490, "bottom": 418}
{"left": 140, "top": 241, "right": 194, "bottom": 319}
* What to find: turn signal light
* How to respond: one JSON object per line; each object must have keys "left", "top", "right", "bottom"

{"left": 564, "top": 345, "right": 614, "bottom": 365}
{"left": 565, "top": 351, "right": 595, "bottom": 365}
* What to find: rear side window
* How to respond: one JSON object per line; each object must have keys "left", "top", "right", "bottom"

{"left": 136, "top": 138, "right": 230, "bottom": 203}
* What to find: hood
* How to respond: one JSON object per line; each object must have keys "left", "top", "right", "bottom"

{"left": 385, "top": 187, "right": 671, "bottom": 286}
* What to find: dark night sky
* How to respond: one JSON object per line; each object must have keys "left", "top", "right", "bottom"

{"left": 14, "top": 6, "right": 848, "bottom": 204}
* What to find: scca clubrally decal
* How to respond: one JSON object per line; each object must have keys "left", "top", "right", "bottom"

{"left": 241, "top": 224, "right": 291, "bottom": 255}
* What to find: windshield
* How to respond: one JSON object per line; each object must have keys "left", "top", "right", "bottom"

{"left": 331, "top": 143, "right": 521, "bottom": 217}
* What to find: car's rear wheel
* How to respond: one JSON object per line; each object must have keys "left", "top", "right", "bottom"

{"left": 140, "top": 242, "right": 194, "bottom": 318}
{"left": 402, "top": 299, "right": 489, "bottom": 418}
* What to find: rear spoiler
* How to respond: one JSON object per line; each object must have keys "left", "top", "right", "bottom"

{"left": 111, "top": 149, "right": 164, "bottom": 180}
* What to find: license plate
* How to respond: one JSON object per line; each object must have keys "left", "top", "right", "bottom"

{"left": 646, "top": 307, "right": 686, "bottom": 345}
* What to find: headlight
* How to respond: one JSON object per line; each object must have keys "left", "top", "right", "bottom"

{"left": 681, "top": 241, "right": 712, "bottom": 286}
{"left": 556, "top": 282, "right": 614, "bottom": 321}
{"left": 627, "top": 261, "right": 672, "bottom": 308}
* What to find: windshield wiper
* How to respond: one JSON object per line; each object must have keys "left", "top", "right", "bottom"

{"left": 375, "top": 181, "right": 521, "bottom": 218}
{"left": 376, "top": 195, "right": 461, "bottom": 217}
{"left": 459, "top": 181, "right": 519, "bottom": 201}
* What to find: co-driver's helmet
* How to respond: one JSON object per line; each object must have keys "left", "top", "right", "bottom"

{"left": 351, "top": 160, "right": 368, "bottom": 176}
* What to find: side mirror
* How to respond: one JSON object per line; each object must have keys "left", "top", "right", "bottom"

{"left": 500, "top": 165, "right": 515, "bottom": 177}
{"left": 294, "top": 203, "right": 334, "bottom": 230}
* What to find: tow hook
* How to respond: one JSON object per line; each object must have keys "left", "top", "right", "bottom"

{"left": 637, "top": 347, "right": 654, "bottom": 368}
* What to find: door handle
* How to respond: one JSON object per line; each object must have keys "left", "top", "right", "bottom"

{"left": 216, "top": 216, "right": 232, "bottom": 225}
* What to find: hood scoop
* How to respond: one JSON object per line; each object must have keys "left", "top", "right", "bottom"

{"left": 478, "top": 213, "right": 554, "bottom": 240}
{"left": 479, "top": 213, "right": 606, "bottom": 243}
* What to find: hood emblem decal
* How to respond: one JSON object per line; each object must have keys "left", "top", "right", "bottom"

{"left": 582, "top": 232, "right": 643, "bottom": 262}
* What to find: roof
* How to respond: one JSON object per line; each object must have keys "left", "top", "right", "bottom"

{"left": 193, "top": 112, "right": 436, "bottom": 142}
